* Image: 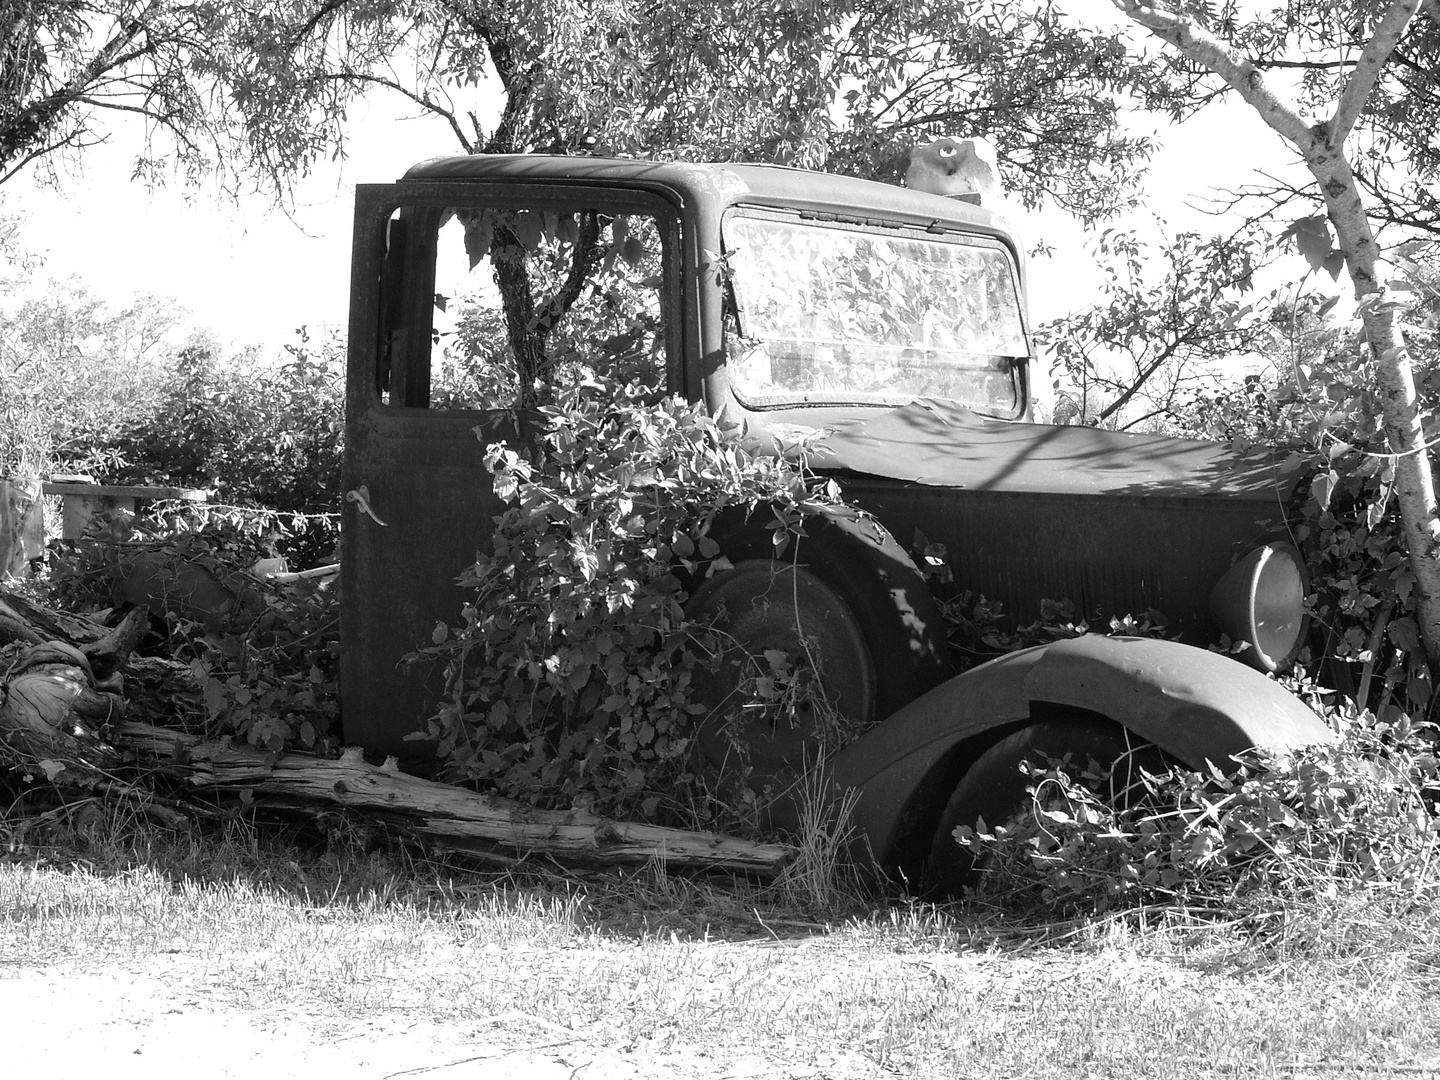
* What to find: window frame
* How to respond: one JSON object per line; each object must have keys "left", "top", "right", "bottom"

{"left": 370, "top": 185, "right": 686, "bottom": 416}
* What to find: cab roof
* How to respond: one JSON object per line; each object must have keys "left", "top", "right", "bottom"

{"left": 400, "top": 154, "right": 1016, "bottom": 241}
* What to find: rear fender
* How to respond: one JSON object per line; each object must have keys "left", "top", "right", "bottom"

{"left": 832, "top": 635, "right": 1333, "bottom": 868}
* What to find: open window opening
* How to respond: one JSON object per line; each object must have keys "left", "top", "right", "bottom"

{"left": 377, "top": 199, "right": 675, "bottom": 412}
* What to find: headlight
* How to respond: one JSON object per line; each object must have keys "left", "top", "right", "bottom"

{"left": 1209, "top": 542, "right": 1310, "bottom": 673}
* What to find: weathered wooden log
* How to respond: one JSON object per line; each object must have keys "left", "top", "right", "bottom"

{"left": 0, "top": 588, "right": 108, "bottom": 647}
{"left": 118, "top": 721, "right": 796, "bottom": 874}
{"left": 81, "top": 605, "right": 151, "bottom": 685}
{"left": 120, "top": 655, "right": 206, "bottom": 732}
{"left": 0, "top": 596, "right": 47, "bottom": 647}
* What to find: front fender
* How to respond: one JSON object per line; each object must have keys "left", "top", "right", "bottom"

{"left": 832, "top": 635, "right": 1333, "bottom": 868}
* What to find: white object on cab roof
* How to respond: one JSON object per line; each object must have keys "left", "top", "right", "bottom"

{"left": 904, "top": 136, "right": 1003, "bottom": 205}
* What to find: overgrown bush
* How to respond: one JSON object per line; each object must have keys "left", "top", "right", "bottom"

{"left": 1, "top": 265, "right": 177, "bottom": 480}
{"left": 412, "top": 371, "right": 844, "bottom": 827}
{"left": 958, "top": 709, "right": 1440, "bottom": 922}
{"left": 89, "top": 329, "right": 345, "bottom": 567}
{"left": 49, "top": 512, "right": 340, "bottom": 753}
{"left": 1170, "top": 242, "right": 1440, "bottom": 714}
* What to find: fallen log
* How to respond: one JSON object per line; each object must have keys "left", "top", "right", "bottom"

{"left": 119, "top": 722, "right": 796, "bottom": 875}
{"left": 0, "top": 596, "right": 47, "bottom": 647}
{"left": 2, "top": 587, "right": 798, "bottom": 875}
{"left": 0, "top": 589, "right": 108, "bottom": 648}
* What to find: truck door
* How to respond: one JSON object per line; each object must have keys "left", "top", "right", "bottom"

{"left": 341, "top": 183, "right": 684, "bottom": 764}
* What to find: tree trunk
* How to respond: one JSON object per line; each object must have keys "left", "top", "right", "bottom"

{"left": 1111, "top": 0, "right": 1440, "bottom": 669}
{"left": 1307, "top": 148, "right": 1440, "bottom": 668}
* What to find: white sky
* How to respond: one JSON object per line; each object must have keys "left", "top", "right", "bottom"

{"left": 3, "top": 94, "right": 462, "bottom": 353}
{"left": 0, "top": 22, "right": 1330, "bottom": 362}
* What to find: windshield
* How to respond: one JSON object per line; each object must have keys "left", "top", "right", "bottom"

{"left": 723, "top": 212, "right": 1027, "bottom": 414}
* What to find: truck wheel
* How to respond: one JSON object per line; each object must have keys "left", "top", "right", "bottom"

{"left": 922, "top": 717, "right": 1161, "bottom": 899}
{"left": 697, "top": 505, "right": 952, "bottom": 722}
{"left": 686, "top": 560, "right": 874, "bottom": 782}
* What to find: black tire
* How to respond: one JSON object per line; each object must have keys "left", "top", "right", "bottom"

{"left": 700, "top": 505, "right": 952, "bottom": 723}
{"left": 922, "top": 718, "right": 1162, "bottom": 899}
{"left": 687, "top": 559, "right": 875, "bottom": 784}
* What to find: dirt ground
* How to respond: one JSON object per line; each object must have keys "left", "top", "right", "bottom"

{"left": 1, "top": 968, "right": 582, "bottom": 1078}
{"left": 0, "top": 962, "right": 879, "bottom": 1080}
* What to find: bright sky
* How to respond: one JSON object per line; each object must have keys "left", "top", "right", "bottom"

{"left": 0, "top": 12, "right": 1329, "bottom": 363}
{"left": 4, "top": 94, "right": 465, "bottom": 354}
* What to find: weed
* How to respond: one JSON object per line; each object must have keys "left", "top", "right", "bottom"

{"left": 770, "top": 757, "right": 866, "bottom": 914}
{"left": 956, "top": 705, "right": 1440, "bottom": 949}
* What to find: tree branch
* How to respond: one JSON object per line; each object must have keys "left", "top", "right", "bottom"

{"left": 315, "top": 71, "right": 473, "bottom": 152}
{"left": 0, "top": 130, "right": 81, "bottom": 186}
{"left": 1330, "top": 0, "right": 1425, "bottom": 143}
{"left": 1260, "top": 59, "right": 1353, "bottom": 70}
{"left": 0, "top": 0, "right": 162, "bottom": 168}
{"left": 1108, "top": 0, "right": 1311, "bottom": 147}
{"left": 287, "top": 0, "right": 354, "bottom": 50}
{"left": 1095, "top": 338, "right": 1183, "bottom": 424}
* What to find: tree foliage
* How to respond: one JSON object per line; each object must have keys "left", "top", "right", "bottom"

{"left": 74, "top": 328, "right": 346, "bottom": 566}
{"left": 1041, "top": 227, "right": 1270, "bottom": 430}
{"left": 100, "top": 329, "right": 344, "bottom": 511}
{"left": 1, "top": 0, "right": 1174, "bottom": 217}
{"left": 0, "top": 230, "right": 178, "bottom": 476}
{"left": 1107, "top": 0, "right": 1440, "bottom": 671}
{"left": 1183, "top": 0, "right": 1440, "bottom": 239}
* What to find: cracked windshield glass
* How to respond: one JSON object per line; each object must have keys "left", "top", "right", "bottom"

{"left": 723, "top": 213, "right": 1027, "bottom": 414}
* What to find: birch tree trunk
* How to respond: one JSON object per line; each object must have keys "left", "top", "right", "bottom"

{"left": 1110, "top": 0, "right": 1440, "bottom": 669}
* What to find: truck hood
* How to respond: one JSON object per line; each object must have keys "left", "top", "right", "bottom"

{"left": 781, "top": 400, "right": 1298, "bottom": 502}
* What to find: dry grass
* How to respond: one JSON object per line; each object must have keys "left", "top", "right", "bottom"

{"left": 3, "top": 807, "right": 1440, "bottom": 1078}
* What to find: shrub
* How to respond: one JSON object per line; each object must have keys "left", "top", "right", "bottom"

{"left": 94, "top": 329, "right": 344, "bottom": 567}
{"left": 412, "top": 370, "right": 845, "bottom": 826}
{"left": 957, "top": 708, "right": 1440, "bottom": 922}
{"left": 1171, "top": 256, "right": 1440, "bottom": 715}
{"left": 48, "top": 513, "right": 340, "bottom": 753}
{"left": 1, "top": 275, "right": 177, "bottom": 480}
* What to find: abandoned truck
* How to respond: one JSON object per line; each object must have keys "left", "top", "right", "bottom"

{"left": 338, "top": 153, "right": 1331, "bottom": 893}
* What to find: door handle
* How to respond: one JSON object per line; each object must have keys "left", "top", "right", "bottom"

{"left": 345, "top": 484, "right": 388, "bottom": 526}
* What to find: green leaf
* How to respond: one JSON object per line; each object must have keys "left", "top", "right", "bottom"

{"left": 511, "top": 211, "right": 543, "bottom": 251}
{"left": 203, "top": 678, "right": 226, "bottom": 720}
{"left": 38, "top": 759, "right": 66, "bottom": 781}
{"left": 1289, "top": 216, "right": 1333, "bottom": 272}
{"left": 1388, "top": 617, "right": 1422, "bottom": 654}
{"left": 463, "top": 212, "right": 494, "bottom": 268}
